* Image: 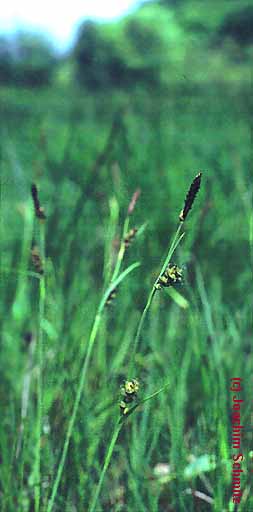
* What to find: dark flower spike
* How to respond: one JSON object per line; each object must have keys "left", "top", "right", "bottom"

{"left": 31, "top": 183, "right": 46, "bottom": 220}
{"left": 179, "top": 172, "right": 202, "bottom": 222}
{"left": 127, "top": 188, "right": 141, "bottom": 215}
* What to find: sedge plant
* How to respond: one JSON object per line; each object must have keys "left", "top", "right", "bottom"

{"left": 46, "top": 191, "right": 142, "bottom": 512}
{"left": 88, "top": 172, "right": 202, "bottom": 512}
{"left": 30, "top": 184, "right": 47, "bottom": 512}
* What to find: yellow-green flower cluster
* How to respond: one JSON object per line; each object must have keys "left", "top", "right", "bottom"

{"left": 120, "top": 379, "right": 140, "bottom": 415}
{"left": 155, "top": 264, "right": 183, "bottom": 290}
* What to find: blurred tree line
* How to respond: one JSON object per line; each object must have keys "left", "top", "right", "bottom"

{"left": 0, "top": 0, "right": 252, "bottom": 89}
{"left": 0, "top": 32, "right": 56, "bottom": 87}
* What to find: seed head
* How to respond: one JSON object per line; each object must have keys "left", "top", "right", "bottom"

{"left": 31, "top": 183, "right": 46, "bottom": 220}
{"left": 105, "top": 288, "right": 117, "bottom": 307}
{"left": 155, "top": 263, "right": 183, "bottom": 290}
{"left": 120, "top": 379, "right": 140, "bottom": 415}
{"left": 124, "top": 227, "right": 138, "bottom": 249}
{"left": 31, "top": 245, "right": 44, "bottom": 275}
{"left": 127, "top": 189, "right": 141, "bottom": 215}
{"left": 123, "top": 379, "right": 139, "bottom": 395}
{"left": 179, "top": 172, "right": 202, "bottom": 222}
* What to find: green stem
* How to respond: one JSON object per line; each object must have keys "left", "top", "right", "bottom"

{"left": 88, "top": 222, "right": 185, "bottom": 509}
{"left": 103, "top": 197, "right": 119, "bottom": 287}
{"left": 2, "top": 268, "right": 43, "bottom": 280}
{"left": 128, "top": 287, "right": 156, "bottom": 377}
{"left": 88, "top": 418, "right": 122, "bottom": 512}
{"left": 47, "top": 262, "right": 140, "bottom": 512}
{"left": 128, "top": 223, "right": 184, "bottom": 377}
{"left": 158, "top": 223, "right": 183, "bottom": 279}
{"left": 47, "top": 313, "right": 101, "bottom": 512}
{"left": 124, "top": 380, "right": 171, "bottom": 419}
{"left": 111, "top": 216, "right": 129, "bottom": 282}
{"left": 89, "top": 380, "right": 171, "bottom": 511}
{"left": 35, "top": 223, "right": 46, "bottom": 512}
{"left": 140, "top": 380, "right": 171, "bottom": 406}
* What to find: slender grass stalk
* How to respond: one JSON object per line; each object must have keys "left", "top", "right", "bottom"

{"left": 2, "top": 269, "right": 42, "bottom": 280}
{"left": 88, "top": 213, "right": 190, "bottom": 512}
{"left": 16, "top": 336, "right": 36, "bottom": 459}
{"left": 48, "top": 174, "right": 201, "bottom": 511}
{"left": 249, "top": 211, "right": 253, "bottom": 271}
{"left": 128, "top": 222, "right": 184, "bottom": 377}
{"left": 88, "top": 418, "right": 122, "bottom": 512}
{"left": 111, "top": 216, "right": 129, "bottom": 282}
{"left": 103, "top": 197, "right": 119, "bottom": 287}
{"left": 110, "top": 189, "right": 141, "bottom": 284}
{"left": 11, "top": 203, "right": 34, "bottom": 324}
{"left": 89, "top": 381, "right": 171, "bottom": 512}
{"left": 47, "top": 261, "right": 140, "bottom": 512}
{"left": 34, "top": 222, "right": 46, "bottom": 512}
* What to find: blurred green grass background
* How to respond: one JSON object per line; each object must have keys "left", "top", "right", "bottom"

{"left": 0, "top": 1, "right": 253, "bottom": 510}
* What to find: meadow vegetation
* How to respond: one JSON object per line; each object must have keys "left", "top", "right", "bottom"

{"left": 0, "top": 1, "right": 252, "bottom": 510}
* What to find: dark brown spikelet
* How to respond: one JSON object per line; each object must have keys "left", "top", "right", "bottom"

{"left": 179, "top": 172, "right": 202, "bottom": 222}
{"left": 23, "top": 331, "right": 34, "bottom": 347}
{"left": 124, "top": 227, "right": 138, "bottom": 249}
{"left": 106, "top": 288, "right": 117, "bottom": 307}
{"left": 31, "top": 183, "right": 46, "bottom": 220}
{"left": 127, "top": 189, "right": 141, "bottom": 215}
{"left": 31, "top": 245, "right": 44, "bottom": 275}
